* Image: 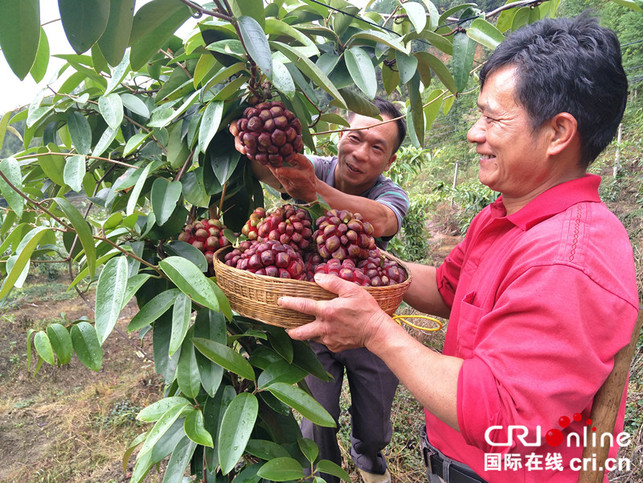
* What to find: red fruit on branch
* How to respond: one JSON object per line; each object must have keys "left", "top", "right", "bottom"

{"left": 178, "top": 217, "right": 230, "bottom": 268}
{"left": 241, "top": 207, "right": 266, "bottom": 241}
{"left": 235, "top": 101, "right": 303, "bottom": 167}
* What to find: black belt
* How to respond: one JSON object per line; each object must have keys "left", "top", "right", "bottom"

{"left": 421, "top": 430, "right": 487, "bottom": 483}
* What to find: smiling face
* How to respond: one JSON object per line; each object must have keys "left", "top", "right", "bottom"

{"left": 334, "top": 113, "right": 399, "bottom": 195}
{"left": 467, "top": 66, "right": 560, "bottom": 210}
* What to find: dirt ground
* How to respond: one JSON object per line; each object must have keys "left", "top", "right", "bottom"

{"left": 0, "top": 288, "right": 164, "bottom": 483}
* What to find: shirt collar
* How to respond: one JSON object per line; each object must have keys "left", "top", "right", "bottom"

{"left": 490, "top": 174, "right": 602, "bottom": 231}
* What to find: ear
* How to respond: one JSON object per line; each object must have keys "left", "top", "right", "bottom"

{"left": 546, "top": 112, "right": 578, "bottom": 157}
{"left": 385, "top": 154, "right": 397, "bottom": 171}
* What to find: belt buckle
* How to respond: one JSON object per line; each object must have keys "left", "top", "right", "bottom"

{"left": 422, "top": 441, "right": 437, "bottom": 475}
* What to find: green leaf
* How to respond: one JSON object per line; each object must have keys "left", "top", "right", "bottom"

{"left": 6, "top": 254, "right": 30, "bottom": 289}
{"left": 316, "top": 459, "right": 351, "bottom": 481}
{"left": 345, "top": 29, "right": 408, "bottom": 55}
{"left": 230, "top": 0, "right": 264, "bottom": 26}
{"left": 129, "top": 0, "right": 191, "bottom": 70}
{"left": 71, "top": 322, "right": 103, "bottom": 371}
{"left": 381, "top": 62, "right": 399, "bottom": 96}
{"left": 193, "top": 310, "right": 226, "bottom": 397}
{"left": 0, "top": 226, "right": 51, "bottom": 301}
{"left": 177, "top": 338, "right": 201, "bottom": 399}
{"left": 34, "top": 331, "right": 55, "bottom": 365}
{"left": 99, "top": 93, "right": 124, "bottom": 130}
{"left": 37, "top": 149, "right": 66, "bottom": 186}
{"left": 192, "top": 337, "right": 255, "bottom": 381}
{"left": 238, "top": 16, "right": 272, "bottom": 78}
{"left": 170, "top": 293, "right": 192, "bottom": 357}
{"left": 419, "top": 0, "right": 440, "bottom": 30}
{"left": 54, "top": 197, "right": 96, "bottom": 278}
{"left": 265, "top": 383, "right": 335, "bottom": 428}
{"left": 467, "top": 18, "right": 504, "bottom": 50}
{"left": 67, "top": 111, "right": 92, "bottom": 155}
{"left": 63, "top": 155, "right": 86, "bottom": 192}
{"left": 201, "top": 62, "right": 246, "bottom": 96}
{"left": 218, "top": 393, "right": 259, "bottom": 475}
{"left": 452, "top": 31, "right": 476, "bottom": 92}
{"left": 272, "top": 41, "right": 346, "bottom": 109}
{"left": 123, "top": 132, "right": 150, "bottom": 156}
{"left": 610, "top": 0, "right": 642, "bottom": 10}
{"left": 159, "top": 257, "right": 220, "bottom": 312}
{"left": 30, "top": 27, "right": 50, "bottom": 83}
{"left": 92, "top": 126, "right": 119, "bottom": 158}
{"left": 264, "top": 18, "right": 318, "bottom": 57}
{"left": 424, "top": 89, "right": 445, "bottom": 131}
{"left": 122, "top": 273, "right": 151, "bottom": 310}
{"left": 271, "top": 59, "right": 296, "bottom": 99}
{"left": 163, "top": 241, "right": 208, "bottom": 273}
{"left": 121, "top": 92, "right": 150, "bottom": 118}
{"left": 162, "top": 436, "right": 197, "bottom": 483}
{"left": 334, "top": 89, "right": 379, "bottom": 118}
{"left": 126, "top": 164, "right": 152, "bottom": 216}
{"left": 0, "top": 0, "right": 40, "bottom": 80}
{"left": 292, "top": 340, "right": 332, "bottom": 382}
{"left": 407, "top": 72, "right": 424, "bottom": 147}
{"left": 395, "top": 51, "right": 419, "bottom": 85}
{"left": 0, "top": 157, "right": 24, "bottom": 219}
{"left": 98, "top": 0, "right": 136, "bottom": 66}
{"left": 418, "top": 52, "right": 457, "bottom": 94}
{"left": 139, "top": 401, "right": 189, "bottom": 458}
{"left": 0, "top": 111, "right": 11, "bottom": 150}
{"left": 256, "top": 457, "right": 304, "bottom": 481}
{"left": 184, "top": 407, "right": 213, "bottom": 447}
{"left": 404, "top": 2, "right": 427, "bottom": 33}
{"left": 138, "top": 396, "right": 191, "bottom": 422}
{"left": 128, "top": 288, "right": 181, "bottom": 332}
{"left": 193, "top": 53, "right": 217, "bottom": 87}
{"left": 94, "top": 256, "right": 129, "bottom": 345}
{"left": 344, "top": 47, "right": 376, "bottom": 100}
{"left": 46, "top": 324, "right": 73, "bottom": 365}
{"left": 245, "top": 439, "right": 290, "bottom": 460}
{"left": 265, "top": 326, "right": 293, "bottom": 363}
{"left": 198, "top": 100, "right": 224, "bottom": 154}
{"left": 151, "top": 178, "right": 182, "bottom": 226}
{"left": 59, "top": 0, "right": 109, "bottom": 53}
{"left": 298, "top": 437, "right": 319, "bottom": 463}
{"left": 257, "top": 360, "right": 307, "bottom": 389}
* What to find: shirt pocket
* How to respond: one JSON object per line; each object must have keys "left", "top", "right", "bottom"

{"left": 455, "top": 291, "right": 487, "bottom": 356}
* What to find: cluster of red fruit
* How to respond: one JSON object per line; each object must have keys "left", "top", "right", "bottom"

{"left": 233, "top": 100, "right": 304, "bottom": 167}
{"left": 177, "top": 217, "right": 230, "bottom": 267}
{"left": 224, "top": 204, "right": 407, "bottom": 287}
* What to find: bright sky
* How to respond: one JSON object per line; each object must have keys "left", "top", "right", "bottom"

{"left": 0, "top": 1, "right": 370, "bottom": 115}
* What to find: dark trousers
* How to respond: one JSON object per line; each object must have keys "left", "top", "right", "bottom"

{"left": 301, "top": 342, "right": 399, "bottom": 483}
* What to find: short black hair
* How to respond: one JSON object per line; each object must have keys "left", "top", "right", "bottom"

{"left": 348, "top": 97, "right": 407, "bottom": 154}
{"left": 480, "top": 15, "right": 628, "bottom": 166}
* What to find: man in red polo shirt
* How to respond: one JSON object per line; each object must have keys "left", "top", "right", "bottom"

{"left": 280, "top": 15, "right": 638, "bottom": 482}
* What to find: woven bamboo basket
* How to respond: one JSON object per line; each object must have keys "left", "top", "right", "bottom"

{"left": 213, "top": 246, "right": 412, "bottom": 328}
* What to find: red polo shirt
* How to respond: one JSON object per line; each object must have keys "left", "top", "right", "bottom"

{"left": 427, "top": 174, "right": 639, "bottom": 482}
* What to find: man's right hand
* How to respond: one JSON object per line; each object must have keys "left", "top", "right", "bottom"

{"left": 269, "top": 154, "right": 318, "bottom": 203}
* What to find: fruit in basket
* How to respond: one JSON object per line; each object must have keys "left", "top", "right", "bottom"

{"left": 178, "top": 217, "right": 230, "bottom": 266}
{"left": 228, "top": 240, "right": 306, "bottom": 280}
{"left": 357, "top": 249, "right": 407, "bottom": 286}
{"left": 223, "top": 240, "right": 255, "bottom": 267}
{"left": 313, "top": 209, "right": 376, "bottom": 261}
{"left": 241, "top": 207, "right": 266, "bottom": 240}
{"left": 257, "top": 204, "right": 313, "bottom": 253}
{"left": 234, "top": 100, "right": 304, "bottom": 167}
{"left": 314, "top": 258, "right": 372, "bottom": 286}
